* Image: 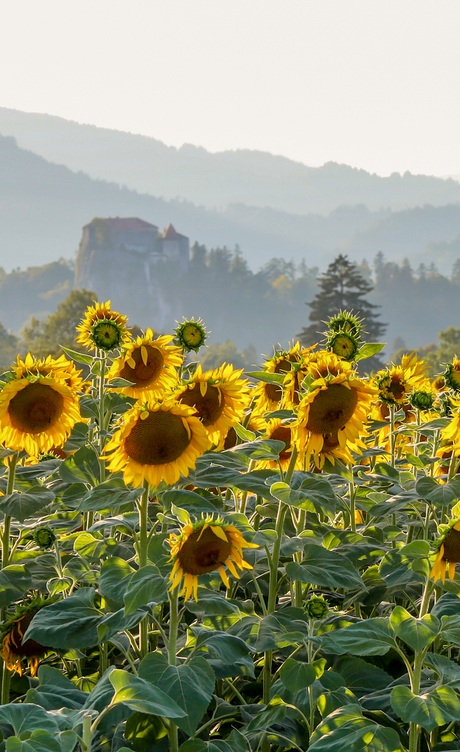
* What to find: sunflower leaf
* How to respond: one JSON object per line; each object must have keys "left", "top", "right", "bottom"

{"left": 59, "top": 346, "right": 93, "bottom": 365}
{"left": 390, "top": 685, "right": 460, "bottom": 732}
{"left": 354, "top": 343, "right": 385, "bottom": 362}
{"left": 286, "top": 544, "right": 364, "bottom": 589}
{"left": 0, "top": 487, "right": 55, "bottom": 523}
{"left": 109, "top": 669, "right": 187, "bottom": 718}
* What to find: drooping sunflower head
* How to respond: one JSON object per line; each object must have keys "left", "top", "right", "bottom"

{"left": 107, "top": 328, "right": 183, "bottom": 399}
{"left": 0, "top": 599, "right": 51, "bottom": 677}
{"left": 0, "top": 360, "right": 82, "bottom": 455}
{"left": 254, "top": 343, "right": 305, "bottom": 412}
{"left": 76, "top": 301, "right": 130, "bottom": 352}
{"left": 174, "top": 317, "right": 208, "bottom": 352}
{"left": 376, "top": 354, "right": 428, "bottom": 406}
{"left": 177, "top": 363, "right": 250, "bottom": 443}
{"left": 326, "top": 310, "right": 364, "bottom": 339}
{"left": 444, "top": 357, "right": 460, "bottom": 392}
{"left": 430, "top": 518, "right": 460, "bottom": 584}
{"left": 169, "top": 516, "right": 259, "bottom": 600}
{"left": 104, "top": 398, "right": 211, "bottom": 488}
{"left": 433, "top": 375, "right": 447, "bottom": 392}
{"left": 292, "top": 369, "right": 376, "bottom": 464}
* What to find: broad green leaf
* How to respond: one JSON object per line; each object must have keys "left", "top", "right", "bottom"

{"left": 380, "top": 549, "right": 425, "bottom": 587}
{"left": 286, "top": 545, "right": 364, "bottom": 589}
{"left": 439, "top": 614, "right": 460, "bottom": 646}
{"left": 162, "top": 489, "right": 219, "bottom": 515}
{"left": 390, "top": 606, "right": 439, "bottom": 652}
{"left": 354, "top": 343, "right": 385, "bottom": 362}
{"left": 99, "top": 556, "right": 135, "bottom": 605}
{"left": 0, "top": 487, "right": 55, "bottom": 523}
{"left": 109, "top": 669, "right": 186, "bottom": 718}
{"left": 59, "top": 445, "right": 99, "bottom": 485}
{"left": 76, "top": 480, "right": 141, "bottom": 511}
{"left": 60, "top": 346, "right": 93, "bottom": 365}
{"left": 232, "top": 423, "right": 256, "bottom": 441}
{"left": 309, "top": 704, "right": 403, "bottom": 752}
{"left": 391, "top": 685, "right": 460, "bottom": 732}
{"left": 245, "top": 371, "right": 285, "bottom": 385}
{"left": 180, "top": 741, "right": 236, "bottom": 752}
{"left": 0, "top": 703, "right": 59, "bottom": 736}
{"left": 191, "top": 626, "right": 255, "bottom": 678}
{"left": 0, "top": 565, "right": 32, "bottom": 608}
{"left": 139, "top": 652, "right": 215, "bottom": 735}
{"left": 424, "top": 653, "right": 460, "bottom": 688}
{"left": 320, "top": 618, "right": 397, "bottom": 656}
{"left": 24, "top": 588, "right": 102, "bottom": 648}
{"left": 123, "top": 565, "right": 168, "bottom": 614}
{"left": 280, "top": 658, "right": 317, "bottom": 692}
{"left": 252, "top": 610, "right": 309, "bottom": 651}
{"left": 333, "top": 656, "right": 393, "bottom": 698}
{"left": 231, "top": 439, "right": 286, "bottom": 461}
{"left": 416, "top": 476, "right": 460, "bottom": 507}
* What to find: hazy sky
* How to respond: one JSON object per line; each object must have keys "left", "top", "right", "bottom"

{"left": 1, "top": 0, "right": 459, "bottom": 177}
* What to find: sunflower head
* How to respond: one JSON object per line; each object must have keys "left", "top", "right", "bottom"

{"left": 431, "top": 518, "right": 460, "bottom": 584}
{"left": 0, "top": 359, "right": 82, "bottom": 455}
{"left": 107, "top": 329, "right": 182, "bottom": 399}
{"left": 174, "top": 318, "right": 208, "bottom": 352}
{"left": 305, "top": 595, "right": 329, "bottom": 620}
{"left": 326, "top": 311, "right": 364, "bottom": 339}
{"left": 76, "top": 301, "right": 130, "bottom": 352}
{"left": 169, "top": 515, "right": 258, "bottom": 600}
{"left": 104, "top": 398, "right": 211, "bottom": 488}
{"left": 0, "top": 598, "right": 51, "bottom": 676}
{"left": 433, "top": 375, "right": 447, "bottom": 392}
{"left": 327, "top": 331, "right": 360, "bottom": 362}
{"left": 32, "top": 526, "right": 56, "bottom": 549}
{"left": 409, "top": 389, "right": 435, "bottom": 412}
{"left": 444, "top": 358, "right": 460, "bottom": 392}
{"left": 13, "top": 353, "right": 84, "bottom": 392}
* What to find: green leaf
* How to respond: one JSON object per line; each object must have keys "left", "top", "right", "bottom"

{"left": 123, "top": 566, "right": 168, "bottom": 614}
{"left": 354, "top": 343, "right": 385, "bottom": 362}
{"left": 100, "top": 556, "right": 135, "bottom": 605}
{"left": 191, "top": 627, "right": 255, "bottom": 679}
{"left": 286, "top": 545, "right": 364, "bottom": 589}
{"left": 280, "top": 658, "right": 317, "bottom": 692}
{"left": 232, "top": 423, "right": 256, "bottom": 442}
{"left": 416, "top": 476, "right": 460, "bottom": 507}
{"left": 109, "top": 669, "right": 186, "bottom": 718}
{"left": 320, "top": 618, "right": 397, "bottom": 656}
{"left": 390, "top": 606, "right": 440, "bottom": 652}
{"left": 0, "top": 565, "right": 32, "bottom": 608}
{"left": 60, "top": 346, "right": 93, "bottom": 365}
{"left": 309, "top": 704, "right": 403, "bottom": 751}
{"left": 0, "top": 487, "right": 55, "bottom": 523}
{"left": 162, "top": 489, "right": 219, "bottom": 515}
{"left": 108, "top": 377, "right": 136, "bottom": 387}
{"left": 24, "top": 588, "right": 102, "bottom": 648}
{"left": 333, "top": 656, "right": 393, "bottom": 697}
{"left": 245, "top": 371, "right": 285, "bottom": 385}
{"left": 424, "top": 652, "right": 460, "bottom": 688}
{"left": 139, "top": 652, "right": 215, "bottom": 735}
{"left": 59, "top": 445, "right": 99, "bottom": 485}
{"left": 0, "top": 703, "right": 59, "bottom": 736}
{"left": 76, "top": 480, "right": 142, "bottom": 511}
{"left": 439, "top": 614, "right": 460, "bottom": 646}
{"left": 391, "top": 685, "right": 460, "bottom": 732}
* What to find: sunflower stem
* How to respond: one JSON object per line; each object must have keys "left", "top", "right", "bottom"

{"left": 348, "top": 463, "right": 356, "bottom": 533}
{"left": 138, "top": 480, "right": 150, "bottom": 658}
{"left": 2, "top": 453, "right": 18, "bottom": 569}
{"left": 98, "top": 351, "right": 107, "bottom": 483}
{"left": 389, "top": 403, "right": 396, "bottom": 469}
{"left": 448, "top": 446, "right": 459, "bottom": 482}
{"left": 167, "top": 586, "right": 180, "bottom": 752}
{"left": 81, "top": 714, "right": 92, "bottom": 751}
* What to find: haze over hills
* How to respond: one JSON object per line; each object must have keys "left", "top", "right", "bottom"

{"left": 2, "top": 107, "right": 460, "bottom": 215}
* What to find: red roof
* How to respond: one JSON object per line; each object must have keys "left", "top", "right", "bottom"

{"left": 105, "top": 217, "right": 158, "bottom": 231}
{"left": 163, "top": 223, "right": 187, "bottom": 240}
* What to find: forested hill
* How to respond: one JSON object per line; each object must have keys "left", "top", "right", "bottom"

{"left": 2, "top": 107, "right": 460, "bottom": 214}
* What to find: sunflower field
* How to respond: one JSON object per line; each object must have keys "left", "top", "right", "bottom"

{"left": 1, "top": 304, "right": 460, "bottom": 752}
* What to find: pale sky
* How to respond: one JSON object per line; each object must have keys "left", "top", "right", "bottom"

{"left": 1, "top": 0, "right": 459, "bottom": 177}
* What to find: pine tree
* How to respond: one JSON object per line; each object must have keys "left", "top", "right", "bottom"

{"left": 298, "top": 254, "right": 386, "bottom": 361}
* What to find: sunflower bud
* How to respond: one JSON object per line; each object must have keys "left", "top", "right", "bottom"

{"left": 174, "top": 318, "right": 208, "bottom": 352}
{"left": 327, "top": 311, "right": 363, "bottom": 339}
{"left": 409, "top": 390, "right": 434, "bottom": 411}
{"left": 444, "top": 360, "right": 460, "bottom": 392}
{"left": 327, "top": 331, "right": 360, "bottom": 362}
{"left": 32, "top": 527, "right": 56, "bottom": 549}
{"left": 305, "top": 595, "right": 329, "bottom": 620}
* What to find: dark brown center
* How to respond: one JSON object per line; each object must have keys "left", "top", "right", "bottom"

{"left": 178, "top": 526, "right": 232, "bottom": 575}
{"left": 443, "top": 528, "right": 460, "bottom": 563}
{"left": 179, "top": 384, "right": 223, "bottom": 426}
{"left": 306, "top": 383, "right": 359, "bottom": 435}
{"left": 270, "top": 425, "right": 292, "bottom": 460}
{"left": 9, "top": 383, "right": 64, "bottom": 434}
{"left": 119, "top": 345, "right": 164, "bottom": 387}
{"left": 124, "top": 411, "right": 190, "bottom": 465}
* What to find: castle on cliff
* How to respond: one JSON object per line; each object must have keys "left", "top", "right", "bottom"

{"left": 75, "top": 216, "right": 190, "bottom": 328}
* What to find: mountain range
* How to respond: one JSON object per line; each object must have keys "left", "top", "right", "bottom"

{"left": 1, "top": 108, "right": 460, "bottom": 274}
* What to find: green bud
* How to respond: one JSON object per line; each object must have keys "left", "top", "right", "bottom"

{"left": 409, "top": 390, "right": 434, "bottom": 411}
{"left": 305, "top": 595, "right": 329, "bottom": 620}
{"left": 32, "top": 527, "right": 56, "bottom": 549}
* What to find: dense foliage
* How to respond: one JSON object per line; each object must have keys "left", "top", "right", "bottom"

{"left": 1, "top": 301, "right": 460, "bottom": 752}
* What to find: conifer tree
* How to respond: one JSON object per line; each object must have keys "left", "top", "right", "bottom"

{"left": 298, "top": 254, "right": 386, "bottom": 361}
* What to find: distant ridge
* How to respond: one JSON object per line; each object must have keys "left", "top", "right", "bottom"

{"left": 1, "top": 107, "right": 460, "bottom": 215}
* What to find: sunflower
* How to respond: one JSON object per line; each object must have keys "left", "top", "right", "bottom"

{"left": 0, "top": 357, "right": 82, "bottom": 455}
{"left": 292, "top": 358, "right": 376, "bottom": 463}
{"left": 168, "top": 516, "right": 258, "bottom": 600}
{"left": 76, "top": 300, "right": 130, "bottom": 352}
{"left": 433, "top": 375, "right": 447, "bottom": 392}
{"left": 312, "top": 429, "right": 368, "bottom": 470}
{"left": 327, "top": 331, "right": 360, "bottom": 362}
{"left": 441, "top": 400, "right": 460, "bottom": 455}
{"left": 176, "top": 363, "right": 250, "bottom": 443}
{"left": 1, "top": 600, "right": 51, "bottom": 677}
{"left": 326, "top": 310, "right": 364, "bottom": 339}
{"left": 444, "top": 357, "right": 460, "bottom": 392}
{"left": 253, "top": 343, "right": 306, "bottom": 413}
{"left": 431, "top": 519, "right": 460, "bottom": 584}
{"left": 13, "top": 353, "right": 84, "bottom": 392}
{"left": 434, "top": 443, "right": 460, "bottom": 482}
{"left": 107, "top": 328, "right": 182, "bottom": 399}
{"left": 174, "top": 317, "right": 208, "bottom": 352}
{"left": 104, "top": 399, "right": 211, "bottom": 487}
{"left": 257, "top": 419, "right": 302, "bottom": 471}
{"left": 375, "top": 353, "right": 428, "bottom": 406}
{"left": 304, "top": 350, "right": 355, "bottom": 381}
